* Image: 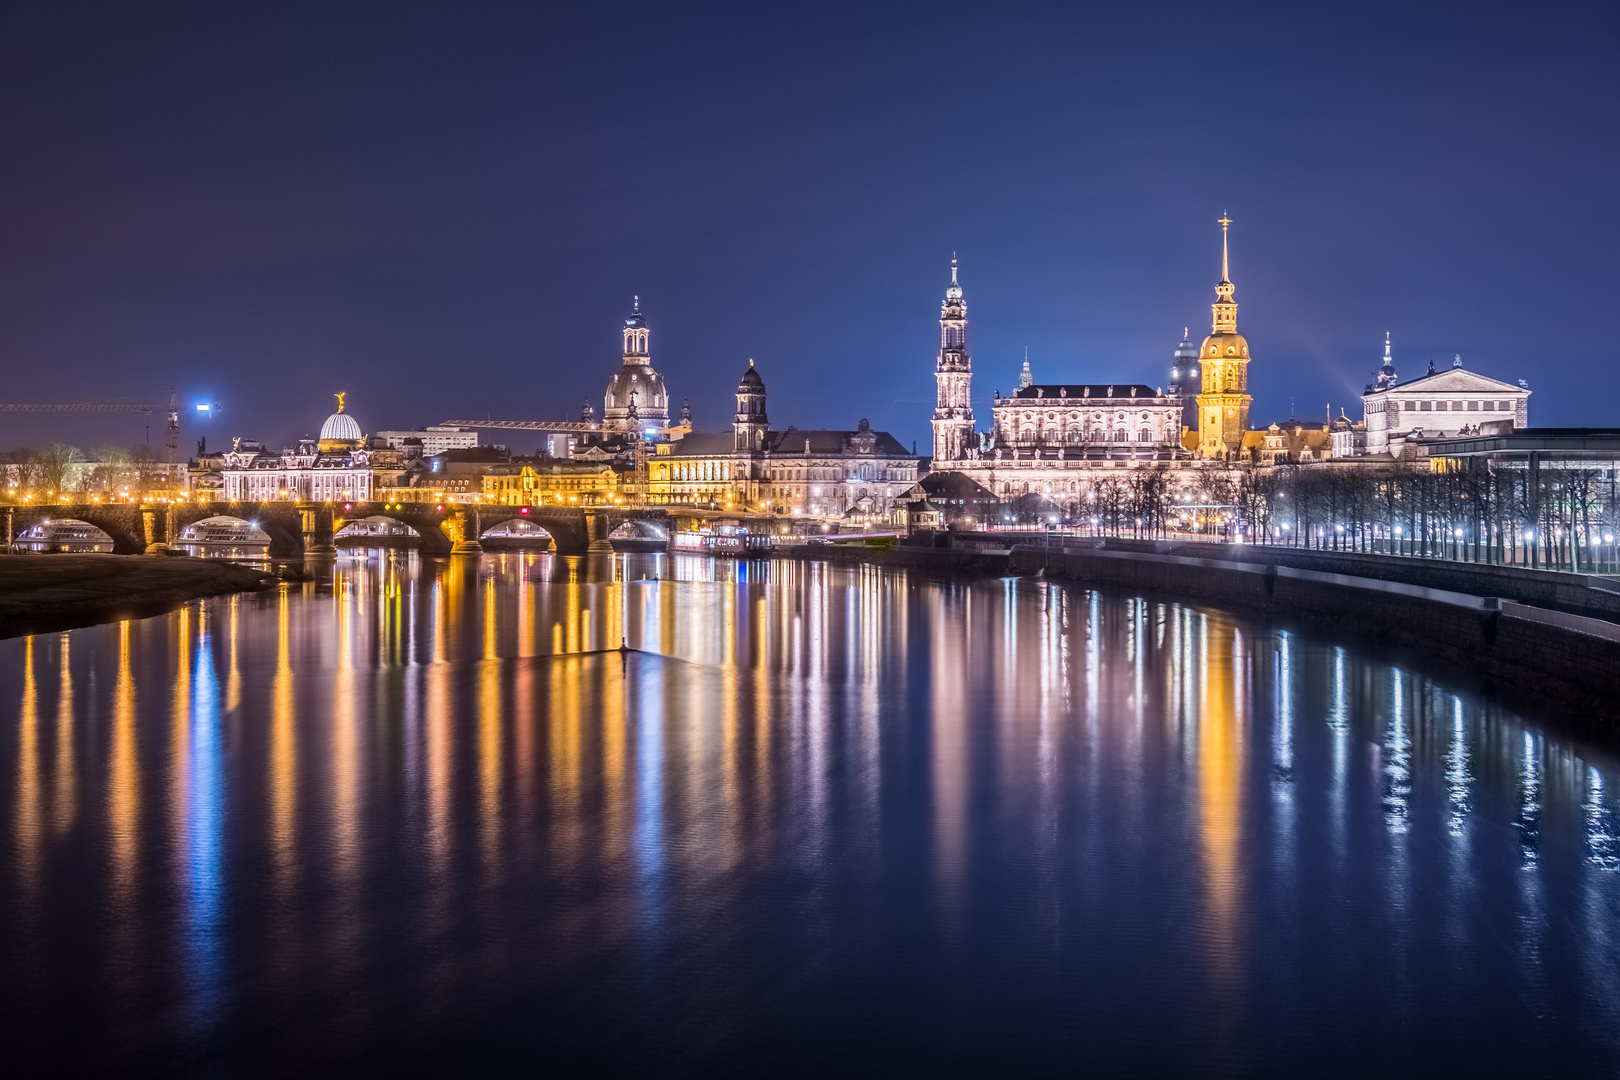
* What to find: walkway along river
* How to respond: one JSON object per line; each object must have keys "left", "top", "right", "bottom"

{"left": 2, "top": 549, "right": 1619, "bottom": 1073}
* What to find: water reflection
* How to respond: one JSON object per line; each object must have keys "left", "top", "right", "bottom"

{"left": 0, "top": 549, "right": 1618, "bottom": 1073}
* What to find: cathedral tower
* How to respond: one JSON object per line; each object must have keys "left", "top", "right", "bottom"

{"left": 603, "top": 297, "right": 670, "bottom": 434}
{"left": 1195, "top": 217, "right": 1253, "bottom": 459}
{"left": 734, "top": 359, "right": 768, "bottom": 452}
{"left": 1168, "top": 327, "right": 1200, "bottom": 435}
{"left": 931, "top": 256, "right": 975, "bottom": 462}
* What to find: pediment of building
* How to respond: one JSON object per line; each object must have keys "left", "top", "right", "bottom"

{"left": 1387, "top": 369, "right": 1525, "bottom": 395}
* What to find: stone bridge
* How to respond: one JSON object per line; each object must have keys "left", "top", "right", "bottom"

{"left": 4, "top": 502, "right": 671, "bottom": 558}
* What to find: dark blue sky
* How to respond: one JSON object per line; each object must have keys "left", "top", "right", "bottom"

{"left": 0, "top": 0, "right": 1615, "bottom": 453}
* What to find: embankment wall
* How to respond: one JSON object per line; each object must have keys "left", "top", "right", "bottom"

{"left": 1007, "top": 544, "right": 1620, "bottom": 719}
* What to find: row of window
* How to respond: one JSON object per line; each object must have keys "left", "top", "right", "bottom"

{"left": 1403, "top": 399, "right": 1513, "bottom": 412}
{"left": 1015, "top": 428, "right": 1165, "bottom": 443}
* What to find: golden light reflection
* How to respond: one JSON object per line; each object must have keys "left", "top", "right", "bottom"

{"left": 109, "top": 621, "right": 138, "bottom": 894}
{"left": 483, "top": 575, "right": 497, "bottom": 661}
{"left": 333, "top": 586, "right": 358, "bottom": 885}
{"left": 271, "top": 588, "right": 296, "bottom": 878}
{"left": 426, "top": 637, "right": 451, "bottom": 868}
{"left": 1197, "top": 616, "right": 1244, "bottom": 992}
{"left": 550, "top": 654, "right": 583, "bottom": 863}
{"left": 171, "top": 606, "right": 192, "bottom": 857}
{"left": 15, "top": 636, "right": 40, "bottom": 889}
{"left": 53, "top": 634, "right": 76, "bottom": 833}
{"left": 478, "top": 646, "right": 502, "bottom": 869}
{"left": 601, "top": 653, "right": 627, "bottom": 865}
{"left": 226, "top": 594, "right": 241, "bottom": 714}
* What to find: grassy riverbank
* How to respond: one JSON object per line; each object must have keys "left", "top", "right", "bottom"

{"left": 0, "top": 554, "right": 277, "bottom": 639}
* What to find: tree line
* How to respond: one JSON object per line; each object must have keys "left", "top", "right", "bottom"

{"left": 1240, "top": 459, "right": 1620, "bottom": 572}
{"left": 950, "top": 458, "right": 1620, "bottom": 572}
{"left": 1, "top": 443, "right": 168, "bottom": 501}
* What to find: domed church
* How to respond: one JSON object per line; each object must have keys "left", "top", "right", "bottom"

{"left": 602, "top": 298, "right": 670, "bottom": 435}
{"left": 318, "top": 392, "right": 364, "bottom": 454}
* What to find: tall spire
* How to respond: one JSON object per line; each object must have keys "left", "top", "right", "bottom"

{"left": 932, "top": 251, "right": 973, "bottom": 462}
{"left": 1210, "top": 216, "right": 1237, "bottom": 334}
{"left": 1219, "top": 213, "right": 1232, "bottom": 283}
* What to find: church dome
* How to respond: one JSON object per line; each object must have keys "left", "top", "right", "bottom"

{"left": 1174, "top": 329, "right": 1199, "bottom": 361}
{"left": 1199, "top": 332, "right": 1250, "bottom": 360}
{"left": 603, "top": 361, "right": 669, "bottom": 432}
{"left": 738, "top": 363, "right": 765, "bottom": 392}
{"left": 319, "top": 409, "right": 362, "bottom": 443}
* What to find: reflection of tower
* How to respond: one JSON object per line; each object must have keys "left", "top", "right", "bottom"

{"left": 603, "top": 297, "right": 670, "bottom": 434}
{"left": 627, "top": 394, "right": 647, "bottom": 506}
{"left": 1168, "top": 328, "right": 1200, "bottom": 434}
{"left": 931, "top": 257, "right": 974, "bottom": 463}
{"left": 1195, "top": 216, "right": 1253, "bottom": 459}
{"left": 1197, "top": 616, "right": 1245, "bottom": 998}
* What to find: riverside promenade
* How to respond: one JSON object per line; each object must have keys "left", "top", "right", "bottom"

{"left": 784, "top": 533, "right": 1620, "bottom": 723}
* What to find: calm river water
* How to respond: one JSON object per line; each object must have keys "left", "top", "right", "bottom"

{"left": 3, "top": 551, "right": 1619, "bottom": 1075}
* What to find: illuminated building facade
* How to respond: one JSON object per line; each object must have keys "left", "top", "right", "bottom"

{"left": 219, "top": 399, "right": 390, "bottom": 502}
{"left": 1195, "top": 217, "right": 1252, "bottom": 460}
{"left": 921, "top": 257, "right": 1204, "bottom": 514}
{"left": 375, "top": 426, "right": 479, "bottom": 456}
{"left": 651, "top": 361, "right": 918, "bottom": 519}
{"left": 1358, "top": 338, "right": 1531, "bottom": 457}
{"left": 482, "top": 461, "right": 624, "bottom": 506}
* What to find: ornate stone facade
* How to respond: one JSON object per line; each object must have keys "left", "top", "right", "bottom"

{"left": 1359, "top": 343, "right": 1531, "bottom": 457}
{"left": 930, "top": 257, "right": 975, "bottom": 463}
{"left": 1195, "top": 217, "right": 1252, "bottom": 459}
{"left": 602, "top": 297, "right": 670, "bottom": 435}
{"left": 652, "top": 362, "right": 918, "bottom": 519}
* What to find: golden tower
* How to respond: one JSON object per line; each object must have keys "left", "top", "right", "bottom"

{"left": 1195, "top": 215, "right": 1252, "bottom": 459}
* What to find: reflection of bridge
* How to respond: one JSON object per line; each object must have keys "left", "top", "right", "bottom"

{"left": 4, "top": 502, "right": 672, "bottom": 558}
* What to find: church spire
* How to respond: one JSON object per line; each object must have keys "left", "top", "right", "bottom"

{"left": 1374, "top": 332, "right": 1397, "bottom": 390}
{"left": 931, "top": 253, "right": 973, "bottom": 462}
{"left": 1219, "top": 213, "right": 1231, "bottom": 283}
{"left": 1211, "top": 215, "right": 1237, "bottom": 335}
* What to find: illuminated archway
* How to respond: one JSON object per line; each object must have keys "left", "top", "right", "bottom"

{"left": 12, "top": 518, "right": 114, "bottom": 553}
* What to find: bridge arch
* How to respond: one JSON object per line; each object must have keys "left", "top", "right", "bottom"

{"left": 7, "top": 504, "right": 146, "bottom": 554}
{"left": 176, "top": 514, "right": 273, "bottom": 550}
{"left": 335, "top": 514, "right": 424, "bottom": 547}
{"left": 478, "top": 518, "right": 554, "bottom": 549}
{"left": 609, "top": 520, "right": 668, "bottom": 541}
{"left": 12, "top": 517, "right": 116, "bottom": 552}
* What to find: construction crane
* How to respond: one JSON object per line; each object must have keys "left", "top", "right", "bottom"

{"left": 0, "top": 389, "right": 182, "bottom": 464}
{"left": 438, "top": 418, "right": 601, "bottom": 432}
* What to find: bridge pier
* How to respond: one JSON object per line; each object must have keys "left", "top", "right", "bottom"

{"left": 582, "top": 509, "right": 615, "bottom": 555}
{"left": 447, "top": 508, "right": 483, "bottom": 555}
{"left": 141, "top": 506, "right": 170, "bottom": 555}
{"left": 298, "top": 503, "right": 337, "bottom": 558}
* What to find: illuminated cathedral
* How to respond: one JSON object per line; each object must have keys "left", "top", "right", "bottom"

{"left": 927, "top": 220, "right": 1251, "bottom": 512}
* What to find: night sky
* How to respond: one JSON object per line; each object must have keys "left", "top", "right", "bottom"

{"left": 0, "top": 0, "right": 1615, "bottom": 454}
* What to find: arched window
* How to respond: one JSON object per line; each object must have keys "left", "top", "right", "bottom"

{"left": 1113, "top": 429, "right": 1127, "bottom": 442}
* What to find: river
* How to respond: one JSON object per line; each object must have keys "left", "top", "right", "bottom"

{"left": 3, "top": 550, "right": 1618, "bottom": 1074}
